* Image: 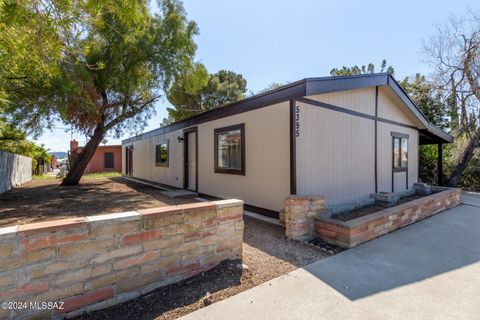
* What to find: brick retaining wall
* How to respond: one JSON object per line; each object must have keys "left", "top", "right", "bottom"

{"left": 0, "top": 199, "right": 244, "bottom": 319}
{"left": 284, "top": 195, "right": 325, "bottom": 240}
{"left": 315, "top": 188, "right": 461, "bottom": 248}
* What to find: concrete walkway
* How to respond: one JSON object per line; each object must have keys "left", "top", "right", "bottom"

{"left": 462, "top": 191, "right": 480, "bottom": 207}
{"left": 181, "top": 203, "right": 480, "bottom": 320}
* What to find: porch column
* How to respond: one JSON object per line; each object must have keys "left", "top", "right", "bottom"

{"left": 437, "top": 143, "right": 443, "bottom": 186}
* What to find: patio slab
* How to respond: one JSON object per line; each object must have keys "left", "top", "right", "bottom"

{"left": 180, "top": 203, "right": 480, "bottom": 320}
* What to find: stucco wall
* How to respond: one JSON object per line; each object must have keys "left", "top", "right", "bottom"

{"left": 84, "top": 146, "right": 122, "bottom": 173}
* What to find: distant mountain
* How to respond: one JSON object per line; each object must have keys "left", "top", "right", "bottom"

{"left": 50, "top": 151, "right": 68, "bottom": 158}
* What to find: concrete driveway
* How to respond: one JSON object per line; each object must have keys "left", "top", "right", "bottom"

{"left": 181, "top": 194, "right": 480, "bottom": 320}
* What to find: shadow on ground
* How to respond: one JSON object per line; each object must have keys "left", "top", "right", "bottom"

{"left": 303, "top": 203, "right": 480, "bottom": 300}
{"left": 0, "top": 177, "right": 197, "bottom": 227}
{"left": 75, "top": 260, "right": 243, "bottom": 320}
{"left": 243, "top": 216, "right": 328, "bottom": 268}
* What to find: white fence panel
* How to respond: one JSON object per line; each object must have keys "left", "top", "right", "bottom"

{"left": 0, "top": 150, "right": 32, "bottom": 194}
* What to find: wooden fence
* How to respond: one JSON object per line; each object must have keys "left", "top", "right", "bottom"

{"left": 0, "top": 150, "right": 32, "bottom": 194}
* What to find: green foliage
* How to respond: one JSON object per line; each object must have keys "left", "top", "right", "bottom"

{"left": 400, "top": 74, "right": 448, "bottom": 130}
{"left": 0, "top": 0, "right": 198, "bottom": 138}
{"left": 257, "top": 82, "right": 288, "bottom": 94}
{"left": 165, "top": 65, "right": 247, "bottom": 123}
{"left": 330, "top": 59, "right": 395, "bottom": 76}
{"left": 0, "top": 120, "right": 50, "bottom": 171}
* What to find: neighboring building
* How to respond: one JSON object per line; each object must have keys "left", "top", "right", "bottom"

{"left": 121, "top": 74, "right": 453, "bottom": 218}
{"left": 50, "top": 154, "right": 57, "bottom": 169}
{"left": 70, "top": 140, "right": 122, "bottom": 173}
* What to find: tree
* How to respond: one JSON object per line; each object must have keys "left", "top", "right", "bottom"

{"left": 164, "top": 66, "right": 247, "bottom": 122}
{"left": 423, "top": 12, "right": 480, "bottom": 187}
{"left": 257, "top": 82, "right": 288, "bottom": 94}
{"left": 400, "top": 74, "right": 448, "bottom": 130}
{"left": 0, "top": 120, "right": 50, "bottom": 172}
{"left": 0, "top": 0, "right": 198, "bottom": 185}
{"left": 330, "top": 59, "right": 395, "bottom": 76}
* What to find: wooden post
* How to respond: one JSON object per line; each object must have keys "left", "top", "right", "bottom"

{"left": 437, "top": 143, "right": 443, "bottom": 186}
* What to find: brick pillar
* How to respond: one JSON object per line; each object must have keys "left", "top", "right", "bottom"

{"left": 284, "top": 195, "right": 325, "bottom": 241}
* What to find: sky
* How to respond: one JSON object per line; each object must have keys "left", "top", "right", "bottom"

{"left": 35, "top": 0, "right": 479, "bottom": 153}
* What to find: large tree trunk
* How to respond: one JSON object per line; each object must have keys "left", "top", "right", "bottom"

{"left": 61, "top": 124, "right": 105, "bottom": 186}
{"left": 447, "top": 135, "right": 479, "bottom": 187}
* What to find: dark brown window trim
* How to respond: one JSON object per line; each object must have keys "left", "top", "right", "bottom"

{"left": 391, "top": 132, "right": 409, "bottom": 191}
{"left": 214, "top": 123, "right": 245, "bottom": 176}
{"left": 155, "top": 140, "right": 169, "bottom": 167}
{"left": 104, "top": 152, "right": 114, "bottom": 169}
{"left": 391, "top": 132, "right": 410, "bottom": 139}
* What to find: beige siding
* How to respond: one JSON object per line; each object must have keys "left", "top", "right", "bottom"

{"left": 298, "top": 86, "right": 420, "bottom": 207}
{"left": 197, "top": 102, "right": 290, "bottom": 211}
{"left": 122, "top": 102, "right": 290, "bottom": 212}
{"left": 377, "top": 87, "right": 423, "bottom": 127}
{"left": 308, "top": 87, "right": 376, "bottom": 116}
{"left": 296, "top": 101, "right": 375, "bottom": 206}
{"left": 128, "top": 129, "right": 184, "bottom": 188}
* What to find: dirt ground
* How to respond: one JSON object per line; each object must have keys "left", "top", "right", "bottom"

{"left": 75, "top": 216, "right": 330, "bottom": 320}
{"left": 0, "top": 177, "right": 197, "bottom": 227}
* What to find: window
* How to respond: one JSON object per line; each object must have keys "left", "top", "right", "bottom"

{"left": 214, "top": 123, "right": 245, "bottom": 175}
{"left": 392, "top": 133, "right": 408, "bottom": 171}
{"left": 155, "top": 141, "right": 169, "bottom": 167}
{"left": 104, "top": 152, "right": 114, "bottom": 169}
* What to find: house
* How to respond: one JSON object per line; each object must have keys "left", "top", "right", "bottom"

{"left": 70, "top": 139, "right": 122, "bottom": 173}
{"left": 121, "top": 74, "right": 453, "bottom": 218}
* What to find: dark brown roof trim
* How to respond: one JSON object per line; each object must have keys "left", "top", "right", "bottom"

{"left": 297, "top": 97, "right": 418, "bottom": 130}
{"left": 122, "top": 73, "right": 452, "bottom": 144}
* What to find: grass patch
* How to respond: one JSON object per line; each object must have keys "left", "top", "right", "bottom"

{"left": 33, "top": 174, "right": 60, "bottom": 180}
{"left": 82, "top": 172, "right": 122, "bottom": 179}
{"left": 33, "top": 172, "right": 121, "bottom": 181}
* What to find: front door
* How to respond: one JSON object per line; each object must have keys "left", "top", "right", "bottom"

{"left": 125, "top": 146, "right": 133, "bottom": 175}
{"left": 184, "top": 127, "right": 197, "bottom": 191}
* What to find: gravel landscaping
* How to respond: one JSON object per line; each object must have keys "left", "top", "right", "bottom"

{"left": 0, "top": 177, "right": 197, "bottom": 227}
{"left": 74, "top": 215, "right": 330, "bottom": 320}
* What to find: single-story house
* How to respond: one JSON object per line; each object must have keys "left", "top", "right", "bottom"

{"left": 121, "top": 73, "right": 453, "bottom": 218}
{"left": 70, "top": 139, "right": 122, "bottom": 173}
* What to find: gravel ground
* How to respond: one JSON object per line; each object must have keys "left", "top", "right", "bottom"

{"left": 75, "top": 216, "right": 330, "bottom": 320}
{"left": 0, "top": 177, "right": 197, "bottom": 227}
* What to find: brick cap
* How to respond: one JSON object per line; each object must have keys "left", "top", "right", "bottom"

{"left": 0, "top": 225, "right": 18, "bottom": 238}
{"left": 138, "top": 206, "right": 184, "bottom": 217}
{"left": 213, "top": 199, "right": 244, "bottom": 209}
{"left": 18, "top": 217, "right": 87, "bottom": 235}
{"left": 176, "top": 202, "right": 217, "bottom": 212}
{"left": 86, "top": 211, "right": 140, "bottom": 223}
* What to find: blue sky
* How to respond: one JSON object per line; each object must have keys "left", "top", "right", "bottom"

{"left": 36, "top": 0, "right": 478, "bottom": 152}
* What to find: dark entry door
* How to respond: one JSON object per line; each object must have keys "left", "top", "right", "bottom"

{"left": 125, "top": 146, "right": 133, "bottom": 175}
{"left": 183, "top": 127, "right": 198, "bottom": 191}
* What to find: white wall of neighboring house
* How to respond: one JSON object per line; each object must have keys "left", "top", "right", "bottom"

{"left": 0, "top": 150, "right": 32, "bottom": 194}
